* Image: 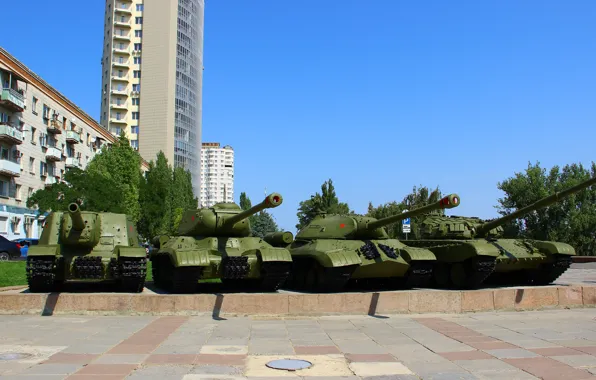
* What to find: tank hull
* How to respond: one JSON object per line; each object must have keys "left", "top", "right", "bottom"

{"left": 284, "top": 239, "right": 436, "bottom": 292}
{"left": 150, "top": 236, "right": 292, "bottom": 293}
{"left": 406, "top": 238, "right": 575, "bottom": 288}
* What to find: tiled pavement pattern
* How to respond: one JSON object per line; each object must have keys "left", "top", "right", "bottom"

{"left": 2, "top": 311, "right": 596, "bottom": 379}
{"left": 556, "top": 265, "right": 596, "bottom": 286}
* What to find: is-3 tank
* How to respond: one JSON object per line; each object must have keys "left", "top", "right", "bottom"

{"left": 277, "top": 194, "right": 460, "bottom": 292}
{"left": 407, "top": 175, "right": 596, "bottom": 289}
{"left": 26, "top": 203, "right": 147, "bottom": 292}
{"left": 150, "top": 193, "right": 292, "bottom": 293}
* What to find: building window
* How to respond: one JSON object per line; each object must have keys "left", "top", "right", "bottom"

{"left": 134, "top": 70, "right": 141, "bottom": 78}
{"left": 32, "top": 97, "right": 38, "bottom": 114}
{"left": 15, "top": 185, "right": 21, "bottom": 200}
{"left": 134, "top": 57, "right": 142, "bottom": 64}
{"left": 135, "top": 17, "right": 143, "bottom": 24}
{"left": 132, "top": 84, "right": 140, "bottom": 91}
{"left": 116, "top": 112, "right": 121, "bottom": 120}
{"left": 134, "top": 43, "right": 142, "bottom": 51}
{"left": 27, "top": 187, "right": 33, "bottom": 198}
{"left": 28, "top": 157, "right": 34, "bottom": 173}
{"left": 131, "top": 140, "right": 139, "bottom": 149}
{"left": 136, "top": 4, "right": 144, "bottom": 11}
{"left": 132, "top": 98, "right": 140, "bottom": 106}
{"left": 132, "top": 112, "right": 139, "bottom": 120}
{"left": 135, "top": 30, "right": 142, "bottom": 37}
{"left": 30, "top": 127, "right": 36, "bottom": 143}
{"left": 131, "top": 126, "right": 139, "bottom": 134}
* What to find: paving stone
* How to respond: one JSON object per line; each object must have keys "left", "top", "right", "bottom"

{"left": 439, "top": 351, "right": 494, "bottom": 360}
{"left": 1, "top": 375, "right": 68, "bottom": 380}
{"left": 419, "top": 373, "right": 481, "bottom": 380}
{"left": 363, "top": 376, "right": 420, "bottom": 380}
{"left": 200, "top": 345, "right": 248, "bottom": 355}
{"left": 19, "top": 363, "right": 83, "bottom": 375}
{"left": 349, "top": 362, "right": 414, "bottom": 377}
{"left": 248, "top": 342, "right": 294, "bottom": 355}
{"left": 152, "top": 344, "right": 203, "bottom": 354}
{"left": 126, "top": 364, "right": 192, "bottom": 379}
{"left": 188, "top": 365, "right": 242, "bottom": 375}
{"left": 551, "top": 354, "right": 596, "bottom": 368}
{"left": 61, "top": 343, "right": 115, "bottom": 354}
{"left": 529, "top": 347, "right": 583, "bottom": 356}
{"left": 470, "top": 371, "right": 540, "bottom": 380}
{"left": 295, "top": 345, "right": 341, "bottom": 355}
{"left": 94, "top": 354, "right": 148, "bottom": 364}
{"left": 44, "top": 353, "right": 98, "bottom": 364}
{"left": 486, "top": 348, "right": 539, "bottom": 359}
{"left": 145, "top": 354, "right": 197, "bottom": 364}
{"left": 335, "top": 340, "right": 388, "bottom": 354}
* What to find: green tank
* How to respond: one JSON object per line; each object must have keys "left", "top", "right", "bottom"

{"left": 277, "top": 194, "right": 461, "bottom": 292}
{"left": 26, "top": 203, "right": 147, "bottom": 293}
{"left": 150, "top": 193, "right": 293, "bottom": 293}
{"left": 406, "top": 175, "right": 596, "bottom": 289}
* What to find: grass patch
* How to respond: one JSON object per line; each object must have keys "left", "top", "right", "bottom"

{"left": 0, "top": 260, "right": 220, "bottom": 287}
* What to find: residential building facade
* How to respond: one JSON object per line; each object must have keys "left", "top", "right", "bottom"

{"left": 100, "top": 0, "right": 204, "bottom": 195}
{"left": 199, "top": 143, "right": 234, "bottom": 207}
{"left": 0, "top": 47, "right": 147, "bottom": 241}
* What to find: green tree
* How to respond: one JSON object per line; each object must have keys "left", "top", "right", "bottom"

{"left": 496, "top": 161, "right": 596, "bottom": 255}
{"left": 251, "top": 210, "right": 280, "bottom": 238}
{"left": 296, "top": 179, "right": 352, "bottom": 230}
{"left": 366, "top": 185, "right": 442, "bottom": 238}
{"left": 170, "top": 166, "right": 198, "bottom": 233}
{"left": 138, "top": 152, "right": 173, "bottom": 239}
{"left": 85, "top": 133, "right": 142, "bottom": 222}
{"left": 239, "top": 191, "right": 256, "bottom": 227}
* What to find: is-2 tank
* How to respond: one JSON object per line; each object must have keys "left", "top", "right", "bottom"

{"left": 26, "top": 203, "right": 147, "bottom": 292}
{"left": 275, "top": 194, "right": 460, "bottom": 292}
{"left": 406, "top": 175, "right": 596, "bottom": 289}
{"left": 150, "top": 193, "right": 293, "bottom": 293}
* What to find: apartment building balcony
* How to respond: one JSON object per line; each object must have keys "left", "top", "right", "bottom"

{"left": 132, "top": 50, "right": 141, "bottom": 56}
{"left": 112, "top": 60, "right": 129, "bottom": 68}
{"left": 0, "top": 123, "right": 23, "bottom": 145}
{"left": 0, "top": 88, "right": 25, "bottom": 112}
{"left": 47, "top": 119, "right": 62, "bottom": 134}
{"left": 110, "top": 102, "right": 128, "bottom": 110}
{"left": 111, "top": 75, "right": 129, "bottom": 82}
{"left": 65, "top": 130, "right": 80, "bottom": 144}
{"left": 114, "top": 21, "right": 131, "bottom": 29}
{"left": 113, "top": 47, "right": 130, "bottom": 55}
{"left": 45, "top": 147, "right": 62, "bottom": 161}
{"left": 110, "top": 88, "right": 129, "bottom": 96}
{"left": 115, "top": 6, "right": 132, "bottom": 14}
{"left": 0, "top": 158, "right": 20, "bottom": 177}
{"left": 110, "top": 118, "right": 127, "bottom": 125}
{"left": 65, "top": 157, "right": 81, "bottom": 168}
{"left": 113, "top": 33, "right": 131, "bottom": 41}
{"left": 44, "top": 176, "right": 57, "bottom": 187}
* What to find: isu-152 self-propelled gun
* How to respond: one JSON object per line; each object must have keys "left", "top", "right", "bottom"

{"left": 25, "top": 203, "right": 148, "bottom": 292}
{"left": 273, "top": 194, "right": 461, "bottom": 292}
{"left": 406, "top": 175, "right": 596, "bottom": 289}
{"left": 150, "top": 193, "right": 293, "bottom": 293}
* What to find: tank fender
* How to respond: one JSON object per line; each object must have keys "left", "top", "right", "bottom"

{"left": 257, "top": 247, "right": 292, "bottom": 262}
{"left": 531, "top": 241, "right": 576, "bottom": 256}
{"left": 400, "top": 246, "right": 436, "bottom": 262}
{"left": 27, "top": 245, "right": 59, "bottom": 257}
{"left": 315, "top": 249, "right": 362, "bottom": 267}
{"left": 116, "top": 246, "right": 147, "bottom": 258}
{"left": 169, "top": 249, "right": 211, "bottom": 267}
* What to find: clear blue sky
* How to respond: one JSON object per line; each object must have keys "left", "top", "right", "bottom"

{"left": 2, "top": 1, "right": 595, "bottom": 232}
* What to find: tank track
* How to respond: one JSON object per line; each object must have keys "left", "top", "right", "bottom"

{"left": 434, "top": 257, "right": 496, "bottom": 290}
{"left": 119, "top": 257, "right": 147, "bottom": 293}
{"left": 257, "top": 261, "right": 292, "bottom": 291}
{"left": 152, "top": 256, "right": 202, "bottom": 293}
{"left": 221, "top": 256, "right": 250, "bottom": 279}
{"left": 72, "top": 256, "right": 104, "bottom": 279}
{"left": 529, "top": 255, "right": 573, "bottom": 285}
{"left": 403, "top": 261, "right": 434, "bottom": 289}
{"left": 26, "top": 257, "right": 57, "bottom": 293}
{"left": 285, "top": 259, "right": 358, "bottom": 293}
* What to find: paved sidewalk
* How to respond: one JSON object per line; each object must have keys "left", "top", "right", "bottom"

{"left": 1, "top": 310, "right": 596, "bottom": 379}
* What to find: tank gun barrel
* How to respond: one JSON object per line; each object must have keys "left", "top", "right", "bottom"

{"left": 223, "top": 193, "right": 283, "bottom": 227}
{"left": 476, "top": 175, "right": 596, "bottom": 237}
{"left": 367, "top": 194, "right": 461, "bottom": 230}
{"left": 67, "top": 203, "right": 85, "bottom": 231}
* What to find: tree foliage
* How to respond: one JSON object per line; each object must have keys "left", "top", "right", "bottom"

{"left": 296, "top": 179, "right": 352, "bottom": 230}
{"left": 366, "top": 185, "right": 443, "bottom": 238}
{"left": 239, "top": 192, "right": 280, "bottom": 237}
{"left": 496, "top": 161, "right": 596, "bottom": 255}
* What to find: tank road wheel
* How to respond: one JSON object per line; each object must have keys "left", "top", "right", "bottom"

{"left": 161, "top": 257, "right": 202, "bottom": 294}
{"left": 119, "top": 257, "right": 147, "bottom": 293}
{"left": 257, "top": 261, "right": 293, "bottom": 292}
{"left": 433, "top": 263, "right": 451, "bottom": 289}
{"left": 402, "top": 261, "right": 434, "bottom": 289}
{"left": 528, "top": 255, "right": 573, "bottom": 286}
{"left": 304, "top": 262, "right": 357, "bottom": 293}
{"left": 26, "top": 257, "right": 57, "bottom": 293}
{"left": 449, "top": 257, "right": 496, "bottom": 289}
{"left": 283, "top": 259, "right": 311, "bottom": 291}
{"left": 151, "top": 255, "right": 169, "bottom": 289}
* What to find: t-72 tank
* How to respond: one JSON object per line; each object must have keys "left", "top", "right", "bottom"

{"left": 276, "top": 194, "right": 461, "bottom": 292}
{"left": 406, "top": 175, "right": 596, "bottom": 289}
{"left": 26, "top": 203, "right": 147, "bottom": 293}
{"left": 150, "top": 193, "right": 292, "bottom": 293}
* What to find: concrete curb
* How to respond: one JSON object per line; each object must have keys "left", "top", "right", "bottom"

{"left": 0, "top": 284, "right": 593, "bottom": 316}
{"left": 0, "top": 285, "right": 28, "bottom": 292}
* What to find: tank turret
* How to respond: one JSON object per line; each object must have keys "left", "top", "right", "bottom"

{"left": 177, "top": 193, "right": 283, "bottom": 237}
{"left": 60, "top": 203, "right": 101, "bottom": 247}
{"left": 296, "top": 194, "right": 460, "bottom": 240}
{"left": 68, "top": 203, "right": 85, "bottom": 231}
{"left": 418, "top": 176, "right": 596, "bottom": 240}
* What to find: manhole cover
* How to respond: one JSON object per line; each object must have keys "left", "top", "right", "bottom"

{"left": 0, "top": 353, "right": 32, "bottom": 361}
{"left": 266, "top": 359, "right": 313, "bottom": 371}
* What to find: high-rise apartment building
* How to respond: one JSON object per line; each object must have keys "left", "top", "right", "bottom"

{"left": 0, "top": 47, "right": 148, "bottom": 240}
{"left": 100, "top": 0, "right": 204, "bottom": 194}
{"left": 199, "top": 143, "right": 234, "bottom": 207}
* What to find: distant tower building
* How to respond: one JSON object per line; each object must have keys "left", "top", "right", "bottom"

{"left": 199, "top": 143, "right": 234, "bottom": 207}
{"left": 99, "top": 0, "right": 204, "bottom": 194}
